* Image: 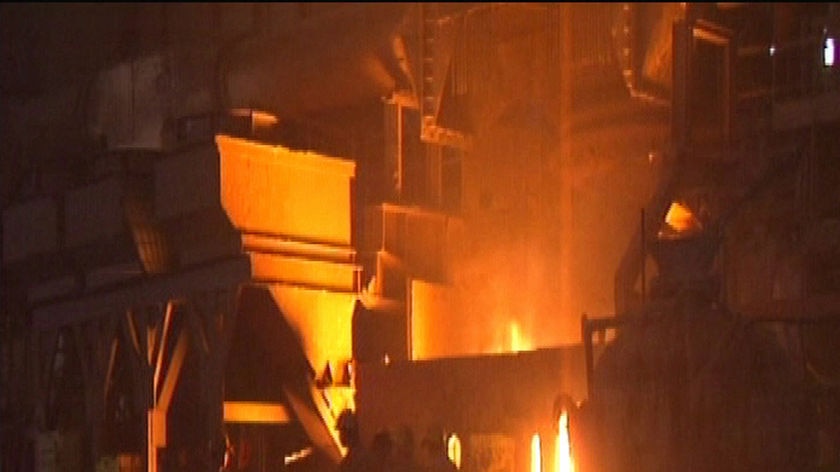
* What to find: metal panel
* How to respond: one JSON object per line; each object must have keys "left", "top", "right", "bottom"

{"left": 2, "top": 197, "right": 58, "bottom": 262}
{"left": 65, "top": 177, "right": 126, "bottom": 248}
{"left": 223, "top": 3, "right": 412, "bottom": 119}
{"left": 216, "top": 135, "right": 356, "bottom": 246}
{"left": 223, "top": 401, "right": 292, "bottom": 424}
{"left": 154, "top": 145, "right": 220, "bottom": 220}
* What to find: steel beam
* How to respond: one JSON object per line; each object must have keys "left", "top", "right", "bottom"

{"left": 31, "top": 256, "right": 251, "bottom": 330}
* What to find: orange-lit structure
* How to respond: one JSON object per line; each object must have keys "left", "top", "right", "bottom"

{"left": 1, "top": 3, "right": 839, "bottom": 472}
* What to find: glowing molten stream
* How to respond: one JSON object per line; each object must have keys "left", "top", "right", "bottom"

{"left": 555, "top": 411, "right": 574, "bottom": 472}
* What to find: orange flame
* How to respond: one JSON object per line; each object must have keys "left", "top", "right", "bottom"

{"left": 509, "top": 320, "right": 533, "bottom": 352}
{"left": 555, "top": 411, "right": 575, "bottom": 472}
{"left": 531, "top": 434, "right": 542, "bottom": 472}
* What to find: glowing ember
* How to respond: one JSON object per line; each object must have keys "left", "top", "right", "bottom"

{"left": 555, "top": 411, "right": 575, "bottom": 472}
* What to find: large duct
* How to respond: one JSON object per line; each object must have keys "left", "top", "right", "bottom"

{"left": 222, "top": 3, "right": 414, "bottom": 120}
{"left": 88, "top": 45, "right": 219, "bottom": 152}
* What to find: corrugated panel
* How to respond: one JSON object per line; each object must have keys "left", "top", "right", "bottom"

{"left": 571, "top": 3, "right": 621, "bottom": 69}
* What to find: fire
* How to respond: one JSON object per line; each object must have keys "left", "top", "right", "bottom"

{"left": 509, "top": 321, "right": 533, "bottom": 352}
{"left": 447, "top": 434, "right": 462, "bottom": 469}
{"left": 555, "top": 411, "right": 575, "bottom": 472}
{"left": 531, "top": 434, "right": 542, "bottom": 472}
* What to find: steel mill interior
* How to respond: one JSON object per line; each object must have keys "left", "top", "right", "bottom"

{"left": 1, "top": 3, "right": 839, "bottom": 471}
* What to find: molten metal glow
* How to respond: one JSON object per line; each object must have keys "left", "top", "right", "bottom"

{"left": 664, "top": 201, "right": 695, "bottom": 232}
{"left": 269, "top": 286, "right": 356, "bottom": 380}
{"left": 216, "top": 135, "right": 356, "bottom": 246}
{"left": 447, "top": 434, "right": 462, "bottom": 469}
{"left": 531, "top": 434, "right": 542, "bottom": 472}
{"left": 661, "top": 201, "right": 702, "bottom": 237}
{"left": 321, "top": 386, "right": 356, "bottom": 421}
{"left": 223, "top": 401, "right": 291, "bottom": 424}
{"left": 555, "top": 411, "right": 574, "bottom": 472}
